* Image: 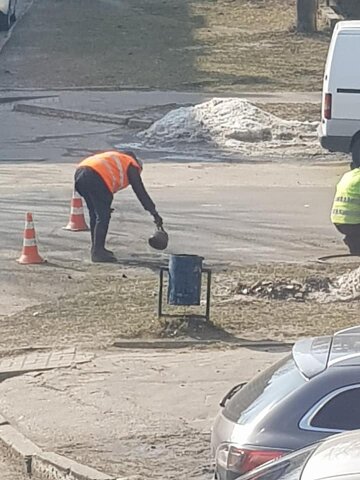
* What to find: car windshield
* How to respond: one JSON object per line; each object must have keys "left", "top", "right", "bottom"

{"left": 239, "top": 445, "right": 316, "bottom": 480}
{"left": 223, "top": 355, "right": 306, "bottom": 425}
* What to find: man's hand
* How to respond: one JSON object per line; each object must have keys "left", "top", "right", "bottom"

{"left": 153, "top": 212, "right": 163, "bottom": 228}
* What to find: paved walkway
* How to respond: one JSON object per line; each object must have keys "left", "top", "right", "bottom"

{"left": 0, "top": 348, "right": 94, "bottom": 380}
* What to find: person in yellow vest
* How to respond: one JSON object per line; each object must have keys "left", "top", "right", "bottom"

{"left": 331, "top": 161, "right": 360, "bottom": 255}
{"left": 74, "top": 150, "right": 163, "bottom": 263}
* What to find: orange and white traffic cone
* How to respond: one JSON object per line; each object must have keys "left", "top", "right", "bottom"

{"left": 63, "top": 190, "right": 89, "bottom": 232}
{"left": 17, "top": 213, "right": 45, "bottom": 265}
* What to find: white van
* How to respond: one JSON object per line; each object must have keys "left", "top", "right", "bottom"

{"left": 318, "top": 21, "right": 360, "bottom": 164}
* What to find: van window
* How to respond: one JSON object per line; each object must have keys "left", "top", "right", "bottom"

{"left": 223, "top": 355, "right": 306, "bottom": 425}
{"left": 329, "top": 34, "right": 360, "bottom": 89}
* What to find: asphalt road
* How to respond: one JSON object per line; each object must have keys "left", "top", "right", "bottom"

{"left": 0, "top": 161, "right": 347, "bottom": 267}
{"left": 0, "top": 90, "right": 347, "bottom": 269}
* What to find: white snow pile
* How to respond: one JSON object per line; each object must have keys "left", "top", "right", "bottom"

{"left": 311, "top": 266, "right": 360, "bottom": 303}
{"left": 139, "top": 98, "right": 320, "bottom": 157}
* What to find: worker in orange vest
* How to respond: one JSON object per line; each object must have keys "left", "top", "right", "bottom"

{"left": 74, "top": 150, "right": 163, "bottom": 263}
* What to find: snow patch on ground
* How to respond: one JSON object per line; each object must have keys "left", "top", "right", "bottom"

{"left": 139, "top": 98, "right": 320, "bottom": 158}
{"left": 311, "top": 266, "right": 360, "bottom": 303}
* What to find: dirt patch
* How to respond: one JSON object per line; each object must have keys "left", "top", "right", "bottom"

{"left": 2, "top": 262, "right": 359, "bottom": 350}
{"left": 0, "top": 0, "right": 330, "bottom": 91}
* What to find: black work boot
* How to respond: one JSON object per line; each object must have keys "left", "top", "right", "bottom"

{"left": 91, "top": 249, "right": 117, "bottom": 263}
{"left": 344, "top": 236, "right": 360, "bottom": 255}
{"left": 92, "top": 221, "right": 116, "bottom": 262}
{"left": 91, "top": 246, "right": 115, "bottom": 257}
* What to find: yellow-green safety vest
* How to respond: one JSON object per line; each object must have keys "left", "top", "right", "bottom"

{"left": 331, "top": 168, "right": 360, "bottom": 224}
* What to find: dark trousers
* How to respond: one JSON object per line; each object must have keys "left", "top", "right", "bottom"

{"left": 74, "top": 167, "right": 113, "bottom": 252}
{"left": 334, "top": 223, "right": 360, "bottom": 254}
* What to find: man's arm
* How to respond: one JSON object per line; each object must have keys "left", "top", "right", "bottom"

{"left": 128, "top": 166, "right": 162, "bottom": 226}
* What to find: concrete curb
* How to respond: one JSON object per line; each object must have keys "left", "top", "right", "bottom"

{"left": 13, "top": 103, "right": 153, "bottom": 129}
{"left": 113, "top": 339, "right": 293, "bottom": 350}
{"left": 0, "top": 421, "right": 119, "bottom": 479}
{"left": 0, "top": 423, "right": 41, "bottom": 474}
{"left": 0, "top": 95, "right": 57, "bottom": 104}
{"left": 32, "top": 452, "right": 115, "bottom": 480}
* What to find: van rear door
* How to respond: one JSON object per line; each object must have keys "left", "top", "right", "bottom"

{"left": 326, "top": 31, "right": 360, "bottom": 121}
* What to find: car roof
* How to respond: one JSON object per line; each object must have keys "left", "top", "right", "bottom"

{"left": 302, "top": 430, "right": 360, "bottom": 480}
{"left": 293, "top": 326, "right": 360, "bottom": 379}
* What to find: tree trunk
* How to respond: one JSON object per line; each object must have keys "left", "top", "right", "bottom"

{"left": 297, "top": 0, "right": 318, "bottom": 33}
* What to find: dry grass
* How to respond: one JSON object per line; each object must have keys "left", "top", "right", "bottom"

{"left": 2, "top": 262, "right": 359, "bottom": 350}
{"left": 259, "top": 102, "right": 321, "bottom": 122}
{"left": 0, "top": 0, "right": 331, "bottom": 92}
{"left": 189, "top": 0, "right": 330, "bottom": 91}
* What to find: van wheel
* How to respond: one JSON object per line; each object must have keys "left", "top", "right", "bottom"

{"left": 351, "top": 137, "right": 360, "bottom": 167}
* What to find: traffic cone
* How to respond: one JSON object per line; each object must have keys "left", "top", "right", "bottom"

{"left": 63, "top": 190, "right": 89, "bottom": 231}
{"left": 17, "top": 213, "right": 45, "bottom": 265}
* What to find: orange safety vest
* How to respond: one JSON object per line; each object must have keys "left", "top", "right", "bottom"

{"left": 78, "top": 151, "right": 141, "bottom": 194}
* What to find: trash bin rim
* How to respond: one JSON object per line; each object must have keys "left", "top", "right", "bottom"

{"left": 169, "top": 254, "right": 204, "bottom": 260}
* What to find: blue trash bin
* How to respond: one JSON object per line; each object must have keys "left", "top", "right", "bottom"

{"left": 167, "top": 254, "right": 204, "bottom": 306}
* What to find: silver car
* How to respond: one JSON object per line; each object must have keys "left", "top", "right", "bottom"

{"left": 239, "top": 429, "right": 360, "bottom": 480}
{"left": 0, "top": 0, "right": 16, "bottom": 31}
{"left": 212, "top": 326, "right": 360, "bottom": 480}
